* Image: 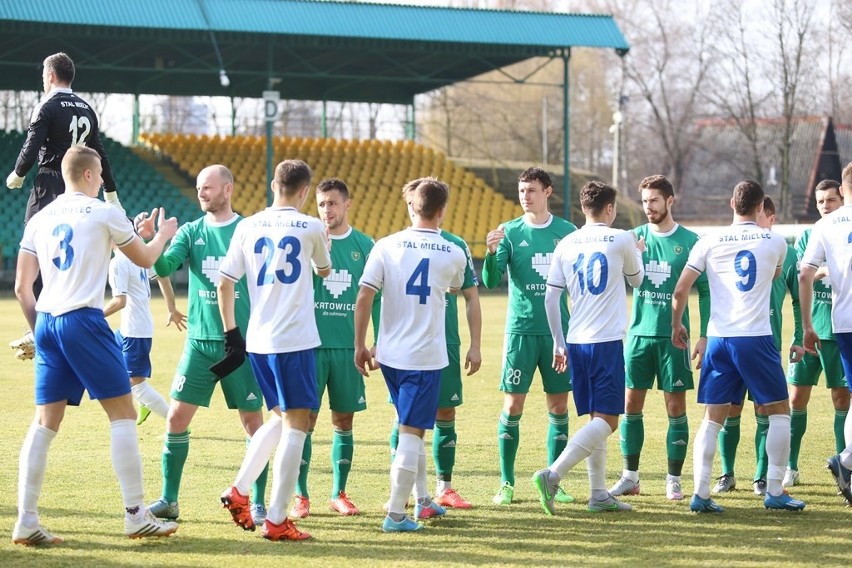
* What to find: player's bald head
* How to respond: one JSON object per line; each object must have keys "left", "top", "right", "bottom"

{"left": 61, "top": 145, "right": 101, "bottom": 185}
{"left": 197, "top": 164, "right": 233, "bottom": 187}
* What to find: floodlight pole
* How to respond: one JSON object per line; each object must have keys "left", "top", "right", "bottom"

{"left": 562, "top": 48, "right": 571, "bottom": 223}
{"left": 321, "top": 100, "right": 328, "bottom": 138}
{"left": 132, "top": 94, "right": 140, "bottom": 146}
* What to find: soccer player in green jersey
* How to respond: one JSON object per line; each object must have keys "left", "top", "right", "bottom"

{"left": 290, "top": 178, "right": 376, "bottom": 519}
{"left": 784, "top": 179, "right": 849, "bottom": 487}
{"left": 148, "top": 165, "right": 267, "bottom": 522}
{"left": 609, "top": 175, "right": 709, "bottom": 501}
{"left": 713, "top": 196, "right": 803, "bottom": 496}
{"left": 482, "top": 167, "right": 576, "bottom": 505}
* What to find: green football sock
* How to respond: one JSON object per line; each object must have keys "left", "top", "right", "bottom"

{"left": 834, "top": 409, "right": 848, "bottom": 455}
{"left": 433, "top": 420, "right": 457, "bottom": 482}
{"left": 546, "top": 412, "right": 569, "bottom": 466}
{"left": 331, "top": 429, "right": 354, "bottom": 497}
{"left": 718, "top": 416, "right": 740, "bottom": 475}
{"left": 295, "top": 430, "right": 312, "bottom": 499}
{"left": 620, "top": 413, "right": 644, "bottom": 472}
{"left": 161, "top": 431, "right": 190, "bottom": 503}
{"left": 789, "top": 409, "right": 807, "bottom": 470}
{"left": 498, "top": 412, "right": 521, "bottom": 486}
{"left": 246, "top": 436, "right": 269, "bottom": 506}
{"left": 666, "top": 414, "right": 689, "bottom": 476}
{"left": 754, "top": 414, "right": 769, "bottom": 480}
{"left": 389, "top": 420, "right": 399, "bottom": 462}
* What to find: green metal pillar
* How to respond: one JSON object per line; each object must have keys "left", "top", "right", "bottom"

{"left": 321, "top": 100, "right": 328, "bottom": 138}
{"left": 230, "top": 96, "right": 236, "bottom": 136}
{"left": 266, "top": 45, "right": 274, "bottom": 207}
{"left": 562, "top": 49, "right": 571, "bottom": 223}
{"left": 410, "top": 100, "right": 416, "bottom": 140}
{"left": 131, "top": 94, "right": 140, "bottom": 146}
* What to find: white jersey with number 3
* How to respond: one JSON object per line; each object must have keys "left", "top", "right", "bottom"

{"left": 360, "top": 228, "right": 466, "bottom": 370}
{"left": 547, "top": 223, "right": 643, "bottom": 344}
{"left": 686, "top": 222, "right": 786, "bottom": 337}
{"left": 801, "top": 204, "right": 852, "bottom": 333}
{"left": 19, "top": 192, "right": 137, "bottom": 316}
{"left": 219, "top": 207, "right": 331, "bottom": 354}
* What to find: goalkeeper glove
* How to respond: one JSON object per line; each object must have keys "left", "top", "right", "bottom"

{"left": 209, "top": 328, "right": 247, "bottom": 379}
{"left": 104, "top": 190, "right": 125, "bottom": 215}
{"left": 6, "top": 171, "right": 24, "bottom": 189}
{"left": 9, "top": 331, "right": 35, "bottom": 361}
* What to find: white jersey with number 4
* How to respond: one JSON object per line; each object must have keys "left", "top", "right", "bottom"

{"left": 109, "top": 249, "right": 156, "bottom": 338}
{"left": 801, "top": 204, "right": 852, "bottom": 333}
{"left": 20, "top": 192, "right": 137, "bottom": 316}
{"left": 219, "top": 207, "right": 331, "bottom": 354}
{"left": 686, "top": 222, "right": 786, "bottom": 337}
{"left": 360, "top": 227, "right": 466, "bottom": 370}
{"left": 547, "top": 223, "right": 643, "bottom": 344}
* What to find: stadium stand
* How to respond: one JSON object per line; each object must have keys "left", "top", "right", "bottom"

{"left": 0, "top": 130, "right": 198, "bottom": 270}
{"left": 140, "top": 133, "right": 517, "bottom": 258}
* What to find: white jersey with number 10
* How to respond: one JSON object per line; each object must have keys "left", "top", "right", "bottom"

{"left": 360, "top": 227, "right": 466, "bottom": 371}
{"left": 686, "top": 222, "right": 786, "bottom": 337}
{"left": 219, "top": 206, "right": 331, "bottom": 354}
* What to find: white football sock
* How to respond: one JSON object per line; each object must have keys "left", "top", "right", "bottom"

{"left": 436, "top": 479, "right": 451, "bottom": 494}
{"left": 131, "top": 381, "right": 169, "bottom": 419}
{"left": 766, "top": 414, "right": 792, "bottom": 496}
{"left": 549, "top": 417, "right": 612, "bottom": 479}
{"left": 17, "top": 422, "right": 56, "bottom": 528}
{"left": 587, "top": 441, "right": 607, "bottom": 493}
{"left": 693, "top": 419, "right": 722, "bottom": 499}
{"left": 266, "top": 428, "right": 306, "bottom": 525}
{"left": 621, "top": 469, "right": 639, "bottom": 482}
{"left": 388, "top": 433, "right": 419, "bottom": 515}
{"left": 842, "top": 410, "right": 852, "bottom": 466}
{"left": 110, "top": 419, "right": 145, "bottom": 516}
{"left": 234, "top": 415, "right": 281, "bottom": 495}
{"left": 414, "top": 438, "right": 429, "bottom": 501}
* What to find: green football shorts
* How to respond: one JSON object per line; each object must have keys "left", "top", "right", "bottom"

{"left": 313, "top": 348, "right": 367, "bottom": 414}
{"left": 500, "top": 334, "right": 571, "bottom": 394}
{"left": 171, "top": 338, "right": 263, "bottom": 411}
{"left": 625, "top": 335, "right": 694, "bottom": 392}
{"left": 787, "top": 340, "right": 848, "bottom": 388}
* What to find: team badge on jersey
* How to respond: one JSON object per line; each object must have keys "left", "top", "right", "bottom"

{"left": 674, "top": 245, "right": 683, "bottom": 255}
{"left": 351, "top": 251, "right": 361, "bottom": 261}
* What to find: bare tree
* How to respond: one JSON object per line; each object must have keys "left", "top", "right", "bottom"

{"left": 770, "top": 0, "right": 816, "bottom": 219}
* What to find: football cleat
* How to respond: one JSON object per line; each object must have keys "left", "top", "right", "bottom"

{"left": 711, "top": 473, "right": 736, "bottom": 494}
{"left": 434, "top": 488, "right": 473, "bottom": 509}
{"left": 532, "top": 469, "right": 559, "bottom": 516}
{"left": 588, "top": 493, "right": 632, "bottom": 512}
{"left": 261, "top": 518, "right": 310, "bottom": 541}
{"left": 9, "top": 331, "right": 35, "bottom": 361}
{"left": 609, "top": 476, "right": 640, "bottom": 496}
{"left": 492, "top": 482, "right": 514, "bottom": 505}
{"left": 125, "top": 509, "right": 179, "bottom": 538}
{"left": 382, "top": 515, "right": 423, "bottom": 532}
{"left": 414, "top": 500, "right": 446, "bottom": 519}
{"left": 136, "top": 405, "right": 152, "bottom": 426}
{"left": 782, "top": 468, "right": 800, "bottom": 488}
{"left": 827, "top": 455, "right": 852, "bottom": 504}
{"left": 764, "top": 493, "right": 805, "bottom": 511}
{"left": 666, "top": 478, "right": 684, "bottom": 501}
{"left": 555, "top": 486, "right": 575, "bottom": 504}
{"left": 12, "top": 523, "right": 63, "bottom": 546}
{"left": 289, "top": 495, "right": 310, "bottom": 519}
{"left": 690, "top": 494, "right": 724, "bottom": 513}
{"left": 752, "top": 479, "right": 767, "bottom": 496}
{"left": 221, "top": 486, "right": 254, "bottom": 530}
{"left": 330, "top": 491, "right": 360, "bottom": 516}
{"left": 147, "top": 498, "right": 179, "bottom": 520}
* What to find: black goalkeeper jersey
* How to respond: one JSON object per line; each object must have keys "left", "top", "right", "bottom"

{"left": 14, "top": 87, "right": 116, "bottom": 192}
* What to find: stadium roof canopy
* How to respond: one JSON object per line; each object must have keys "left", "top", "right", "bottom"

{"left": 0, "top": 0, "right": 629, "bottom": 104}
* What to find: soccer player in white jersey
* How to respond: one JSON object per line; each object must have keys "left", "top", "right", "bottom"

{"left": 800, "top": 162, "right": 852, "bottom": 505}
{"left": 104, "top": 213, "right": 186, "bottom": 425}
{"left": 672, "top": 179, "right": 805, "bottom": 513}
{"left": 218, "top": 160, "right": 331, "bottom": 541}
{"left": 354, "top": 177, "right": 467, "bottom": 533}
{"left": 12, "top": 146, "right": 179, "bottom": 545}
{"left": 531, "top": 181, "right": 644, "bottom": 515}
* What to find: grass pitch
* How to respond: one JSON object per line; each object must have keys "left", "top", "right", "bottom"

{"left": 0, "top": 293, "right": 848, "bottom": 567}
